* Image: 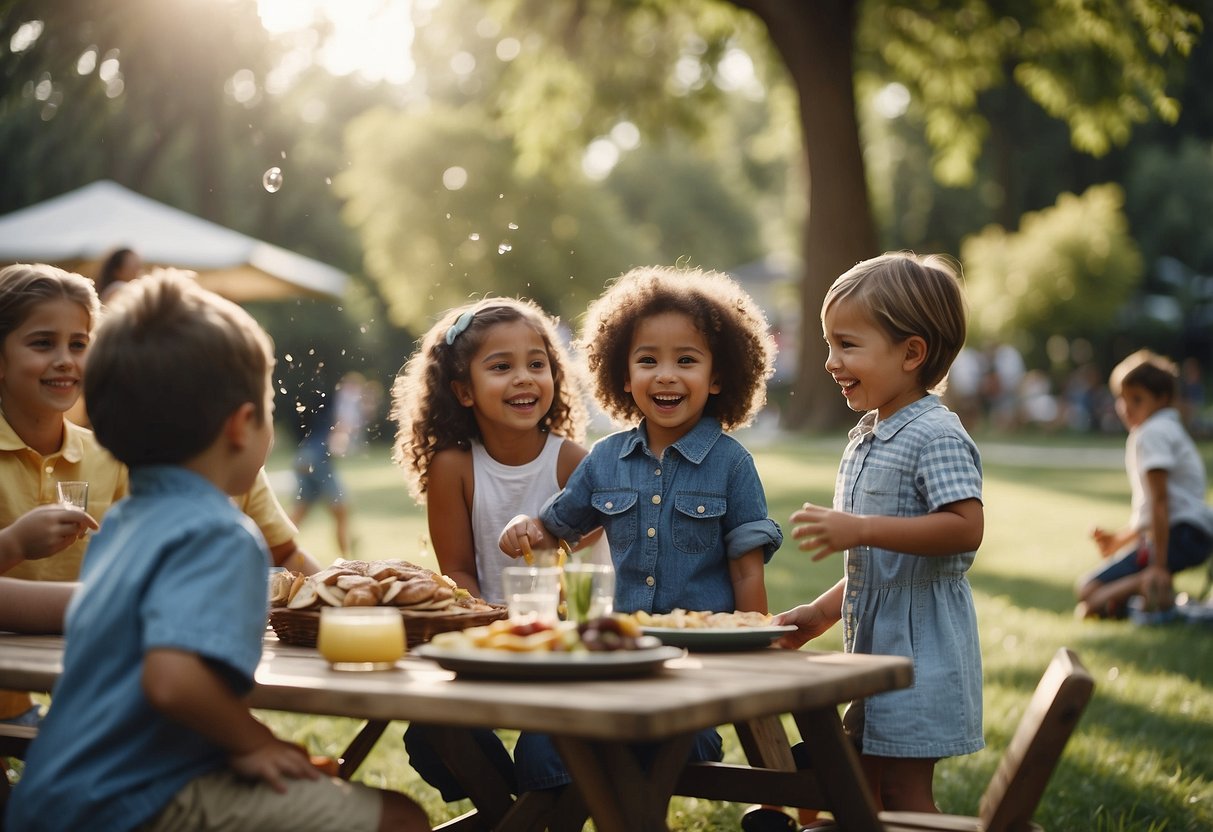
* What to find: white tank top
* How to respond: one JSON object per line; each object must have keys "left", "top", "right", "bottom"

{"left": 471, "top": 433, "right": 564, "bottom": 604}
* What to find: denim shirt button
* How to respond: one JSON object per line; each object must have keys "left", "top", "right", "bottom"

{"left": 645, "top": 575, "right": 655, "bottom": 587}
{"left": 646, "top": 527, "right": 656, "bottom": 538}
{"left": 697, "top": 505, "right": 705, "bottom": 514}
{"left": 654, "top": 468, "right": 661, "bottom": 476}
{"left": 651, "top": 494, "right": 661, "bottom": 505}
{"left": 605, "top": 501, "right": 613, "bottom": 509}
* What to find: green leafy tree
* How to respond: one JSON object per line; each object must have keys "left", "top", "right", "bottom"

{"left": 962, "top": 183, "right": 1142, "bottom": 365}
{"left": 472, "top": 0, "right": 1202, "bottom": 428}
{"left": 337, "top": 105, "right": 658, "bottom": 329}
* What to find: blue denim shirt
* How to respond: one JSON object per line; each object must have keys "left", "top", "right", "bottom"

{"left": 540, "top": 416, "right": 782, "bottom": 614}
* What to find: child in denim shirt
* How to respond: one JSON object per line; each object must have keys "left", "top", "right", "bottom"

{"left": 775, "top": 252, "right": 985, "bottom": 816}
{"left": 501, "top": 265, "right": 783, "bottom": 794}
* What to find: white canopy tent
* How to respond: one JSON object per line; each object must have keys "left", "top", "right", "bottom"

{"left": 0, "top": 180, "right": 348, "bottom": 301}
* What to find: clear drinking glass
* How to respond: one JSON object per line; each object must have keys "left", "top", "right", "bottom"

{"left": 502, "top": 565, "right": 562, "bottom": 625}
{"left": 563, "top": 563, "right": 616, "bottom": 623}
{"left": 317, "top": 607, "right": 405, "bottom": 671}
{"left": 56, "top": 481, "right": 89, "bottom": 511}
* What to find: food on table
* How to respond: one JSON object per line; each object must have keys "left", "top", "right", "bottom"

{"left": 428, "top": 614, "right": 655, "bottom": 653}
{"left": 633, "top": 608, "right": 775, "bottom": 629}
{"left": 274, "top": 559, "right": 496, "bottom": 613}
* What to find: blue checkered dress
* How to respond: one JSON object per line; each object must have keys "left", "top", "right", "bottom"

{"left": 836, "top": 395, "right": 985, "bottom": 758}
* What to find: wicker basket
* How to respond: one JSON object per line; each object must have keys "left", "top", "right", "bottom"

{"left": 268, "top": 605, "right": 507, "bottom": 649}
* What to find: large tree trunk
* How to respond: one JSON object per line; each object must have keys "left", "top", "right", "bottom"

{"left": 732, "top": 0, "right": 877, "bottom": 430}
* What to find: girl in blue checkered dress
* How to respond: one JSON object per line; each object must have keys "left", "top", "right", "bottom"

{"left": 774, "top": 252, "right": 984, "bottom": 816}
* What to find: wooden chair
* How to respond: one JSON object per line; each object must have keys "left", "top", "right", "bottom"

{"left": 882, "top": 647, "right": 1094, "bottom": 832}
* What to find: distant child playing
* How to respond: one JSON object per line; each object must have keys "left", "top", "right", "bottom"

{"left": 391, "top": 297, "right": 589, "bottom": 802}
{"left": 5, "top": 272, "right": 429, "bottom": 832}
{"left": 501, "top": 265, "right": 783, "bottom": 794}
{"left": 774, "top": 252, "right": 985, "bottom": 815}
{"left": 1075, "top": 349, "right": 1213, "bottom": 618}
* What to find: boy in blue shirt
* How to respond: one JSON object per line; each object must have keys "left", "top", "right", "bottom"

{"left": 6, "top": 273, "right": 429, "bottom": 832}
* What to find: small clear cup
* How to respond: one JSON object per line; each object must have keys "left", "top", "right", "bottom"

{"left": 502, "top": 565, "right": 562, "bottom": 626}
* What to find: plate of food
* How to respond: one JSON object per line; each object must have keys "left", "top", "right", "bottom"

{"left": 635, "top": 609, "right": 797, "bottom": 651}
{"left": 413, "top": 616, "right": 685, "bottom": 680}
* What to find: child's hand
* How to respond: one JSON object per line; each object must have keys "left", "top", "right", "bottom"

{"left": 1090, "top": 527, "right": 1116, "bottom": 557}
{"left": 229, "top": 738, "right": 322, "bottom": 794}
{"left": 500, "top": 514, "right": 544, "bottom": 560}
{"left": 790, "top": 502, "right": 861, "bottom": 561}
{"left": 771, "top": 604, "right": 832, "bottom": 649}
{"left": 8, "top": 504, "right": 98, "bottom": 558}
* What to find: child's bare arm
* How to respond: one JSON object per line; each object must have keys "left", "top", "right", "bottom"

{"left": 1142, "top": 468, "right": 1173, "bottom": 601}
{"left": 0, "top": 578, "right": 77, "bottom": 633}
{"left": 772, "top": 578, "right": 844, "bottom": 649}
{"left": 426, "top": 450, "right": 481, "bottom": 596}
{"left": 142, "top": 648, "right": 320, "bottom": 793}
{"left": 727, "top": 548, "right": 768, "bottom": 613}
{"left": 791, "top": 498, "right": 983, "bottom": 561}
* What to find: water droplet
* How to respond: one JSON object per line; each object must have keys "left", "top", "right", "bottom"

{"left": 469, "top": 233, "right": 480, "bottom": 241}
{"left": 324, "top": 177, "right": 332, "bottom": 185}
{"left": 508, "top": 222, "right": 518, "bottom": 230}
{"left": 498, "top": 241, "right": 513, "bottom": 254}
{"left": 262, "top": 166, "right": 283, "bottom": 193}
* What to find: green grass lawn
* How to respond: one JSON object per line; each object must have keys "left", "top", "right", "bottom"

{"left": 266, "top": 429, "right": 1213, "bottom": 831}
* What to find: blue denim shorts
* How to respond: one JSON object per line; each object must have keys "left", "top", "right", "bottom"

{"left": 1085, "top": 523, "right": 1213, "bottom": 585}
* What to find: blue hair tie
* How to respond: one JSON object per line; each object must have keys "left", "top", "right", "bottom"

{"left": 445, "top": 309, "right": 476, "bottom": 345}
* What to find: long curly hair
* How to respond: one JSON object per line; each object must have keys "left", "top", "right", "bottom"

{"left": 578, "top": 265, "right": 775, "bottom": 431}
{"left": 391, "top": 298, "right": 587, "bottom": 501}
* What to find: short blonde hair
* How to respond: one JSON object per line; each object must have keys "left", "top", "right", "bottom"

{"left": 823, "top": 252, "right": 967, "bottom": 392}
{"left": 85, "top": 270, "right": 275, "bottom": 466}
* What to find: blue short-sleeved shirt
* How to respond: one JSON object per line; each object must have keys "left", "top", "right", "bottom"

{"left": 540, "top": 416, "right": 782, "bottom": 614}
{"left": 838, "top": 396, "right": 985, "bottom": 758}
{"left": 6, "top": 466, "right": 271, "bottom": 832}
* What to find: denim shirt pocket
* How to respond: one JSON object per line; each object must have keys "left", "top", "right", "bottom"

{"left": 591, "top": 489, "right": 637, "bottom": 554}
{"left": 855, "top": 466, "right": 905, "bottom": 516}
{"left": 672, "top": 493, "right": 726, "bottom": 554}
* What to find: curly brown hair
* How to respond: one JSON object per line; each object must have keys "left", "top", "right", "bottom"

{"left": 577, "top": 265, "right": 775, "bottom": 430}
{"left": 391, "top": 298, "right": 587, "bottom": 501}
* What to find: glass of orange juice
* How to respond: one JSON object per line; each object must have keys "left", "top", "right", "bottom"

{"left": 317, "top": 607, "right": 405, "bottom": 671}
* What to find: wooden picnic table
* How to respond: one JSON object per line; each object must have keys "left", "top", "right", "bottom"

{"left": 0, "top": 631, "right": 912, "bottom": 831}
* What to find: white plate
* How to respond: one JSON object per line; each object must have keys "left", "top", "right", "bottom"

{"left": 413, "top": 643, "right": 686, "bottom": 680}
{"left": 640, "top": 625, "right": 797, "bottom": 651}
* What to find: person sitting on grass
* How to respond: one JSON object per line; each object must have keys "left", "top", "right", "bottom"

{"left": 1075, "top": 349, "right": 1213, "bottom": 619}
{"left": 5, "top": 272, "right": 430, "bottom": 832}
